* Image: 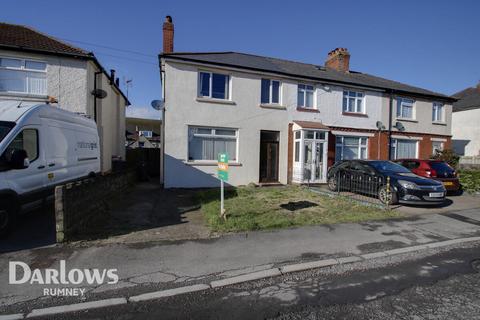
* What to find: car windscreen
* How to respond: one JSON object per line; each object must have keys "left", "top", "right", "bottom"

{"left": 429, "top": 161, "right": 454, "bottom": 175}
{"left": 368, "top": 161, "right": 412, "bottom": 173}
{"left": 0, "top": 121, "right": 15, "bottom": 144}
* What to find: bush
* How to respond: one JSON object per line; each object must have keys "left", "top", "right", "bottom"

{"left": 431, "top": 149, "right": 460, "bottom": 168}
{"left": 459, "top": 170, "right": 480, "bottom": 193}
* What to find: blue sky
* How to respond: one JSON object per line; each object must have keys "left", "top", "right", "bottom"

{"left": 2, "top": 0, "right": 479, "bottom": 119}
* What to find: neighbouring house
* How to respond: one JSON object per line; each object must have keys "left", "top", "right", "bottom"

{"left": 0, "top": 22, "right": 130, "bottom": 173}
{"left": 452, "top": 82, "right": 480, "bottom": 157}
{"left": 126, "top": 117, "right": 161, "bottom": 148}
{"left": 158, "top": 16, "right": 455, "bottom": 188}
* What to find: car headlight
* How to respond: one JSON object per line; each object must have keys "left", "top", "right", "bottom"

{"left": 398, "top": 180, "right": 420, "bottom": 190}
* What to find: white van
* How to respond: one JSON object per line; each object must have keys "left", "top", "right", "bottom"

{"left": 0, "top": 101, "right": 100, "bottom": 235}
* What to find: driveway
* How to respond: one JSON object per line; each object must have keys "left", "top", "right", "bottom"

{"left": 394, "top": 193, "right": 480, "bottom": 216}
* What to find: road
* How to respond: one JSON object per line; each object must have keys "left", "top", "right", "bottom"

{"left": 38, "top": 242, "right": 480, "bottom": 320}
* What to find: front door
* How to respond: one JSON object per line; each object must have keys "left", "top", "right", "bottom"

{"left": 260, "top": 131, "right": 280, "bottom": 182}
{"left": 303, "top": 141, "right": 325, "bottom": 183}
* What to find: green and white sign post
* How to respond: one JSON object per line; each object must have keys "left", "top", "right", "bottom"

{"left": 217, "top": 153, "right": 229, "bottom": 220}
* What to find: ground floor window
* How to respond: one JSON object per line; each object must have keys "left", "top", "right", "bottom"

{"left": 391, "top": 139, "right": 417, "bottom": 159}
{"left": 335, "top": 136, "right": 368, "bottom": 162}
{"left": 188, "top": 126, "right": 237, "bottom": 161}
{"left": 432, "top": 141, "right": 444, "bottom": 155}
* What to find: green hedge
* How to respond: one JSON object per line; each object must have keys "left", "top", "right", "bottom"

{"left": 459, "top": 170, "right": 480, "bottom": 193}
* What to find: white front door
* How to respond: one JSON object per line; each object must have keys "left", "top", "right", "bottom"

{"left": 303, "top": 140, "right": 326, "bottom": 183}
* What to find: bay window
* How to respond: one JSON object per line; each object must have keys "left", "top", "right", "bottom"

{"left": 335, "top": 136, "right": 368, "bottom": 161}
{"left": 198, "top": 71, "right": 230, "bottom": 100}
{"left": 188, "top": 126, "right": 237, "bottom": 161}
{"left": 0, "top": 57, "right": 47, "bottom": 95}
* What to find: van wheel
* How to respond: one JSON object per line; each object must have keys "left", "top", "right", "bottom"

{"left": 0, "top": 200, "right": 15, "bottom": 237}
{"left": 378, "top": 185, "right": 398, "bottom": 205}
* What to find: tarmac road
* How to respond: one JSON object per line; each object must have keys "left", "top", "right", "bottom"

{"left": 40, "top": 241, "right": 480, "bottom": 320}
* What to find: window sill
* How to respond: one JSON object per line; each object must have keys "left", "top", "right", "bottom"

{"left": 259, "top": 104, "right": 287, "bottom": 110}
{"left": 396, "top": 118, "right": 418, "bottom": 123}
{"left": 432, "top": 121, "right": 447, "bottom": 126}
{"left": 296, "top": 107, "right": 319, "bottom": 113}
{"left": 184, "top": 161, "right": 242, "bottom": 167}
{"left": 342, "top": 112, "right": 368, "bottom": 118}
{"left": 196, "top": 97, "right": 236, "bottom": 105}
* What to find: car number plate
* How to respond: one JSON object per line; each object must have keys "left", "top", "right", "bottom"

{"left": 429, "top": 192, "right": 444, "bottom": 198}
{"left": 443, "top": 182, "right": 453, "bottom": 186}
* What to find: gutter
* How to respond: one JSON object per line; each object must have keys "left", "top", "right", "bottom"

{"left": 0, "top": 45, "right": 131, "bottom": 106}
{"left": 160, "top": 54, "right": 457, "bottom": 103}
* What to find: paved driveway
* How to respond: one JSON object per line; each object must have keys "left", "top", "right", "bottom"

{"left": 394, "top": 193, "right": 480, "bottom": 216}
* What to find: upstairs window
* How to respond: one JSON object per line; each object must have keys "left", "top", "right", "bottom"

{"left": 297, "top": 84, "right": 314, "bottom": 108}
{"left": 397, "top": 98, "right": 415, "bottom": 119}
{"left": 0, "top": 57, "right": 47, "bottom": 95}
{"left": 342, "top": 90, "right": 364, "bottom": 113}
{"left": 432, "top": 102, "right": 444, "bottom": 122}
{"left": 198, "top": 71, "right": 230, "bottom": 100}
{"left": 261, "top": 79, "right": 280, "bottom": 104}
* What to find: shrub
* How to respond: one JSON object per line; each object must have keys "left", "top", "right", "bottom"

{"left": 459, "top": 170, "right": 480, "bottom": 193}
{"left": 431, "top": 149, "right": 460, "bottom": 168}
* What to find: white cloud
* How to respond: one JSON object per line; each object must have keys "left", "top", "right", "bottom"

{"left": 126, "top": 105, "right": 161, "bottom": 120}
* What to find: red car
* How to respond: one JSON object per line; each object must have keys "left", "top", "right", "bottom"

{"left": 394, "top": 159, "right": 462, "bottom": 193}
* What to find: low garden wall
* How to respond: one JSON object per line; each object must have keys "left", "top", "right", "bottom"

{"left": 55, "top": 170, "right": 137, "bottom": 242}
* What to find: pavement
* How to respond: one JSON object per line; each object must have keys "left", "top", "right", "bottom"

{"left": 1, "top": 204, "right": 480, "bottom": 317}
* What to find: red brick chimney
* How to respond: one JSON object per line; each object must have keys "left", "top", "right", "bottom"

{"left": 163, "top": 15, "right": 174, "bottom": 53}
{"left": 325, "top": 48, "right": 350, "bottom": 72}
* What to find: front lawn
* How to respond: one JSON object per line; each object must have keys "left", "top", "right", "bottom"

{"left": 197, "top": 185, "right": 402, "bottom": 232}
{"left": 459, "top": 170, "right": 480, "bottom": 193}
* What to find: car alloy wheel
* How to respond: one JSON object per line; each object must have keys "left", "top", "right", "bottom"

{"left": 328, "top": 176, "right": 337, "bottom": 191}
{"left": 378, "top": 185, "right": 395, "bottom": 205}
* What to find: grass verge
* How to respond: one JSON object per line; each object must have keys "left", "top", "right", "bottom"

{"left": 197, "top": 185, "right": 402, "bottom": 232}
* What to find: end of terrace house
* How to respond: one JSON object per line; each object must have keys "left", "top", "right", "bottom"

{"left": 158, "top": 16, "right": 456, "bottom": 188}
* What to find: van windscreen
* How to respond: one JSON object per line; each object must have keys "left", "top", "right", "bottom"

{"left": 0, "top": 121, "right": 15, "bottom": 143}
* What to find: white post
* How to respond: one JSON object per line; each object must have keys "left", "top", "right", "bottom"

{"left": 220, "top": 179, "right": 225, "bottom": 219}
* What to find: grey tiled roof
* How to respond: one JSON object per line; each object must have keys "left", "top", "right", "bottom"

{"left": 453, "top": 86, "right": 480, "bottom": 112}
{"left": 161, "top": 52, "right": 454, "bottom": 101}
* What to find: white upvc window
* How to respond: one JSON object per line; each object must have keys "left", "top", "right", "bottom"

{"left": 432, "top": 102, "right": 444, "bottom": 122}
{"left": 188, "top": 126, "right": 238, "bottom": 161}
{"left": 432, "top": 141, "right": 444, "bottom": 154}
{"left": 396, "top": 97, "right": 415, "bottom": 119}
{"left": 198, "top": 71, "right": 230, "bottom": 100}
{"left": 297, "top": 84, "right": 315, "bottom": 108}
{"left": 0, "top": 57, "right": 47, "bottom": 95}
{"left": 342, "top": 90, "right": 365, "bottom": 113}
{"left": 335, "top": 136, "right": 368, "bottom": 161}
{"left": 139, "top": 130, "right": 153, "bottom": 138}
{"left": 260, "top": 79, "right": 281, "bottom": 105}
{"left": 390, "top": 139, "right": 418, "bottom": 159}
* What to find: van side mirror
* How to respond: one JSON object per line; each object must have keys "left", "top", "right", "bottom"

{"left": 10, "top": 149, "right": 29, "bottom": 169}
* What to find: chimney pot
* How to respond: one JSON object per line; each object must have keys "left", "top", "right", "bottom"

{"left": 110, "top": 69, "right": 116, "bottom": 84}
{"left": 325, "top": 48, "right": 350, "bottom": 73}
{"left": 163, "top": 15, "right": 174, "bottom": 53}
{"left": 115, "top": 78, "right": 120, "bottom": 87}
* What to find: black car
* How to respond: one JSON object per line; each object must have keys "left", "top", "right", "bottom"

{"left": 327, "top": 160, "right": 447, "bottom": 205}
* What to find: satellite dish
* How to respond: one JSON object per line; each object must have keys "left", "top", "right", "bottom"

{"left": 376, "top": 121, "right": 386, "bottom": 131}
{"left": 91, "top": 89, "right": 107, "bottom": 99}
{"left": 151, "top": 100, "right": 164, "bottom": 111}
{"left": 394, "top": 121, "right": 405, "bottom": 132}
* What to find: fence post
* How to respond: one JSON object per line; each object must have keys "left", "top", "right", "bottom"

{"left": 386, "top": 176, "right": 391, "bottom": 210}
